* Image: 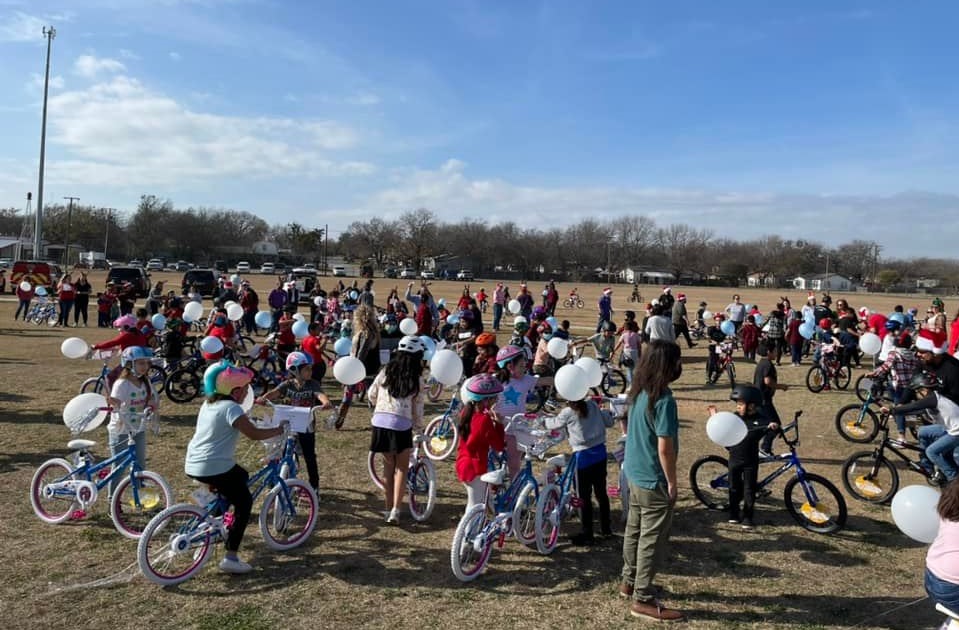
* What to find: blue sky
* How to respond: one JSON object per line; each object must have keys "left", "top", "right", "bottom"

{"left": 2, "top": 0, "right": 958, "bottom": 257}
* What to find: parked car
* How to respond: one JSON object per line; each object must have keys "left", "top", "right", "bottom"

{"left": 9, "top": 260, "right": 61, "bottom": 293}
{"left": 128, "top": 259, "right": 144, "bottom": 267}
{"left": 290, "top": 268, "right": 318, "bottom": 302}
{"left": 260, "top": 262, "right": 275, "bottom": 275}
{"left": 213, "top": 260, "right": 228, "bottom": 273}
{"left": 146, "top": 259, "right": 164, "bottom": 271}
{"left": 181, "top": 268, "right": 217, "bottom": 296}
{"left": 107, "top": 266, "right": 151, "bottom": 297}
{"left": 332, "top": 265, "right": 347, "bottom": 277}
{"left": 383, "top": 266, "right": 398, "bottom": 279}
{"left": 399, "top": 268, "right": 417, "bottom": 280}
{"left": 274, "top": 263, "right": 287, "bottom": 275}
{"left": 174, "top": 260, "right": 191, "bottom": 272}
{"left": 303, "top": 263, "right": 317, "bottom": 270}
{"left": 0, "top": 258, "right": 12, "bottom": 269}
{"left": 91, "top": 259, "right": 109, "bottom": 270}
{"left": 456, "top": 269, "right": 474, "bottom": 281}
{"left": 420, "top": 270, "right": 435, "bottom": 280}
{"left": 236, "top": 261, "right": 251, "bottom": 273}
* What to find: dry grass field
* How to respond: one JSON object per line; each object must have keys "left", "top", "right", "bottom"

{"left": 0, "top": 271, "right": 949, "bottom": 630}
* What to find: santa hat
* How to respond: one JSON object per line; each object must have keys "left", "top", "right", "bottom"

{"left": 858, "top": 307, "right": 870, "bottom": 318}
{"left": 663, "top": 286, "right": 671, "bottom": 293}
{"left": 677, "top": 293, "right": 686, "bottom": 300}
{"left": 603, "top": 287, "right": 612, "bottom": 295}
{"left": 916, "top": 329, "right": 948, "bottom": 354}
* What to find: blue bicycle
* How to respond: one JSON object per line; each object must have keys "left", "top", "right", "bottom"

{"left": 80, "top": 349, "right": 167, "bottom": 395}
{"left": 423, "top": 392, "right": 461, "bottom": 461}
{"left": 29, "top": 407, "right": 172, "bottom": 539}
{"left": 534, "top": 449, "right": 581, "bottom": 554}
{"left": 136, "top": 413, "right": 318, "bottom": 586}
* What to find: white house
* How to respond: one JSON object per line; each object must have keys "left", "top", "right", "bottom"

{"left": 746, "top": 271, "right": 777, "bottom": 288}
{"left": 792, "top": 273, "right": 855, "bottom": 292}
{"left": 619, "top": 268, "right": 675, "bottom": 285}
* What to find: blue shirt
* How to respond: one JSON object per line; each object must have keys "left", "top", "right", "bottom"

{"left": 623, "top": 389, "right": 679, "bottom": 490}
{"left": 184, "top": 400, "right": 246, "bottom": 477}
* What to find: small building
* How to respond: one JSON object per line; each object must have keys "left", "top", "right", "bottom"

{"left": 251, "top": 241, "right": 279, "bottom": 258}
{"left": 619, "top": 267, "right": 676, "bottom": 285}
{"left": 746, "top": 271, "right": 777, "bottom": 288}
{"left": 792, "top": 273, "right": 855, "bottom": 292}
{"left": 916, "top": 278, "right": 941, "bottom": 289}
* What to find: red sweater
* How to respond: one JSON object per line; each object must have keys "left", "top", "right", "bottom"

{"left": 950, "top": 319, "right": 959, "bottom": 356}
{"left": 455, "top": 410, "right": 505, "bottom": 483}
{"left": 92, "top": 330, "right": 147, "bottom": 351}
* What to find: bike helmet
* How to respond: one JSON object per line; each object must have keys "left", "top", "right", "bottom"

{"left": 933, "top": 297, "right": 945, "bottom": 309}
{"left": 121, "top": 346, "right": 154, "bottom": 368}
{"left": 699, "top": 301, "right": 708, "bottom": 307}
{"left": 602, "top": 320, "right": 617, "bottom": 332}
{"left": 713, "top": 313, "right": 725, "bottom": 321}
{"left": 285, "top": 351, "right": 313, "bottom": 371}
{"left": 463, "top": 373, "right": 504, "bottom": 401}
{"left": 203, "top": 360, "right": 254, "bottom": 397}
{"left": 729, "top": 384, "right": 764, "bottom": 406}
{"left": 884, "top": 320, "right": 902, "bottom": 331}
{"left": 909, "top": 371, "right": 939, "bottom": 391}
{"left": 818, "top": 318, "right": 833, "bottom": 329}
{"left": 397, "top": 335, "right": 427, "bottom": 354}
{"left": 457, "top": 309, "right": 474, "bottom": 322}
{"left": 496, "top": 345, "right": 525, "bottom": 368}
{"left": 513, "top": 316, "right": 529, "bottom": 331}
{"left": 531, "top": 306, "right": 547, "bottom": 321}
{"left": 113, "top": 314, "right": 137, "bottom": 330}
{"left": 475, "top": 332, "right": 497, "bottom": 347}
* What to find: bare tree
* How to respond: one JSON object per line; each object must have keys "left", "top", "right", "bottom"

{"left": 399, "top": 208, "right": 438, "bottom": 270}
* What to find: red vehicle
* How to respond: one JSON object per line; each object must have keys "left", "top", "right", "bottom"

{"left": 10, "top": 260, "right": 61, "bottom": 293}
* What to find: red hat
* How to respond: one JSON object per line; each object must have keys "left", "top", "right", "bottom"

{"left": 663, "top": 286, "right": 671, "bottom": 293}
{"left": 603, "top": 287, "right": 612, "bottom": 295}
{"left": 677, "top": 293, "right": 686, "bottom": 300}
{"left": 224, "top": 281, "right": 233, "bottom": 289}
{"left": 916, "top": 329, "right": 948, "bottom": 354}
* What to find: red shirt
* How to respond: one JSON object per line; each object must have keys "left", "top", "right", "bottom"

{"left": 301, "top": 334, "right": 325, "bottom": 364}
{"left": 207, "top": 322, "right": 236, "bottom": 344}
{"left": 949, "top": 319, "right": 959, "bottom": 356}
{"left": 58, "top": 282, "right": 76, "bottom": 301}
{"left": 740, "top": 322, "right": 759, "bottom": 352}
{"left": 867, "top": 313, "right": 889, "bottom": 339}
{"left": 455, "top": 410, "right": 505, "bottom": 483}
{"left": 277, "top": 317, "right": 295, "bottom": 346}
{"left": 92, "top": 330, "right": 147, "bottom": 351}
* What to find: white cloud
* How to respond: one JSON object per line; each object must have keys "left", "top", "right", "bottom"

{"left": 118, "top": 48, "right": 141, "bottom": 60}
{"left": 168, "top": 51, "right": 181, "bottom": 61}
{"left": 74, "top": 54, "right": 126, "bottom": 78}
{"left": 28, "top": 72, "right": 65, "bottom": 90}
{"left": 43, "top": 74, "right": 374, "bottom": 187}
{"left": 0, "top": 10, "right": 46, "bottom": 42}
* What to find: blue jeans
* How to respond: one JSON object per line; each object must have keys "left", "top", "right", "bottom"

{"left": 926, "top": 567, "right": 959, "bottom": 613}
{"left": 492, "top": 303, "right": 503, "bottom": 330}
{"left": 887, "top": 385, "right": 908, "bottom": 434}
{"left": 108, "top": 430, "right": 147, "bottom": 496}
{"left": 918, "top": 424, "right": 959, "bottom": 480}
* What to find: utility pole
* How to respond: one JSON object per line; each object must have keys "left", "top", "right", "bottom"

{"left": 35, "top": 25, "right": 56, "bottom": 260}
{"left": 103, "top": 208, "right": 112, "bottom": 257}
{"left": 324, "top": 223, "right": 329, "bottom": 276}
{"left": 63, "top": 196, "right": 79, "bottom": 265}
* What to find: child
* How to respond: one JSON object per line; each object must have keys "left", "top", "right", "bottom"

{"left": 472, "top": 332, "right": 499, "bottom": 375}
{"left": 740, "top": 315, "right": 760, "bottom": 362}
{"left": 575, "top": 320, "right": 617, "bottom": 362}
{"left": 705, "top": 314, "right": 728, "bottom": 382}
{"left": 884, "top": 372, "right": 959, "bottom": 483}
{"left": 618, "top": 320, "right": 641, "bottom": 385}
{"left": 456, "top": 373, "right": 506, "bottom": 514}
{"left": 334, "top": 304, "right": 381, "bottom": 429}
{"left": 753, "top": 341, "right": 788, "bottom": 457}
{"left": 96, "top": 291, "right": 113, "bottom": 327}
{"left": 494, "top": 345, "right": 548, "bottom": 478}
{"left": 924, "top": 476, "right": 959, "bottom": 613}
{"left": 544, "top": 397, "right": 615, "bottom": 544}
{"left": 107, "top": 346, "right": 159, "bottom": 495}
{"left": 276, "top": 306, "right": 297, "bottom": 355}
{"left": 508, "top": 316, "right": 534, "bottom": 362}
{"left": 707, "top": 385, "right": 778, "bottom": 529}
{"left": 256, "top": 352, "right": 332, "bottom": 493}
{"left": 786, "top": 311, "right": 804, "bottom": 367}
{"left": 300, "top": 322, "right": 328, "bottom": 382}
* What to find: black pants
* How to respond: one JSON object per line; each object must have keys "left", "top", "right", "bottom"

{"left": 297, "top": 431, "right": 319, "bottom": 490}
{"left": 190, "top": 465, "right": 252, "bottom": 552}
{"left": 674, "top": 322, "right": 694, "bottom": 347}
{"left": 576, "top": 459, "right": 611, "bottom": 536}
{"left": 311, "top": 362, "right": 327, "bottom": 383}
{"left": 74, "top": 294, "right": 89, "bottom": 325}
{"left": 728, "top": 459, "right": 759, "bottom": 520}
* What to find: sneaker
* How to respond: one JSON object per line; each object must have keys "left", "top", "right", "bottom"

{"left": 218, "top": 557, "right": 253, "bottom": 574}
{"left": 386, "top": 507, "right": 400, "bottom": 525}
{"left": 629, "top": 600, "right": 685, "bottom": 622}
{"left": 741, "top": 518, "right": 755, "bottom": 530}
{"left": 930, "top": 471, "right": 948, "bottom": 486}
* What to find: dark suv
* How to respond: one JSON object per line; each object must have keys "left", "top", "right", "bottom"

{"left": 182, "top": 268, "right": 217, "bottom": 296}
{"left": 106, "top": 266, "right": 151, "bottom": 297}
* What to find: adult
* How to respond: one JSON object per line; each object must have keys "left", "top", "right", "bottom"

{"left": 405, "top": 281, "right": 440, "bottom": 325}
{"left": 358, "top": 279, "right": 375, "bottom": 308}
{"left": 645, "top": 304, "right": 676, "bottom": 343}
{"left": 725, "top": 294, "right": 746, "bottom": 331}
{"left": 56, "top": 273, "right": 76, "bottom": 327}
{"left": 950, "top": 306, "right": 959, "bottom": 356}
{"left": 915, "top": 330, "right": 959, "bottom": 406}
{"left": 597, "top": 287, "right": 614, "bottom": 333}
{"left": 267, "top": 279, "right": 287, "bottom": 333}
{"left": 117, "top": 281, "right": 136, "bottom": 316}
{"left": 658, "top": 286, "right": 675, "bottom": 313}
{"left": 73, "top": 271, "right": 92, "bottom": 327}
{"left": 334, "top": 304, "right": 381, "bottom": 429}
{"left": 14, "top": 281, "right": 34, "bottom": 321}
{"left": 284, "top": 281, "right": 300, "bottom": 311}
{"left": 238, "top": 281, "right": 259, "bottom": 334}
{"left": 492, "top": 282, "right": 506, "bottom": 331}
{"left": 925, "top": 479, "right": 959, "bottom": 613}
{"left": 146, "top": 281, "right": 165, "bottom": 316}
{"left": 670, "top": 293, "right": 695, "bottom": 349}
{"left": 544, "top": 281, "right": 559, "bottom": 316}
{"left": 516, "top": 283, "right": 534, "bottom": 320}
{"left": 931, "top": 299, "right": 948, "bottom": 335}
{"left": 834, "top": 298, "right": 858, "bottom": 332}
{"left": 620, "top": 340, "right": 685, "bottom": 622}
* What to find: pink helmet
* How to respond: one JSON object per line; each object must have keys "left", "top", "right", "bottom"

{"left": 203, "top": 360, "right": 254, "bottom": 397}
{"left": 495, "top": 345, "right": 525, "bottom": 368}
{"left": 113, "top": 314, "right": 137, "bottom": 330}
{"left": 463, "top": 373, "right": 504, "bottom": 401}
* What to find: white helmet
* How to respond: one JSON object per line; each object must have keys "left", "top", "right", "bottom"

{"left": 397, "top": 335, "right": 426, "bottom": 354}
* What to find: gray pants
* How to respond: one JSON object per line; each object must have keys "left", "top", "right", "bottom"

{"left": 621, "top": 482, "right": 674, "bottom": 603}
{"left": 108, "top": 430, "right": 147, "bottom": 496}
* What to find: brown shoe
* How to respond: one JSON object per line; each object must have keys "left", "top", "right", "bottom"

{"left": 619, "top": 582, "right": 634, "bottom": 598}
{"left": 630, "top": 600, "right": 685, "bottom": 622}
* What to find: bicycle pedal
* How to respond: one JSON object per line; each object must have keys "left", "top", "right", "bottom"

{"left": 756, "top": 489, "right": 772, "bottom": 499}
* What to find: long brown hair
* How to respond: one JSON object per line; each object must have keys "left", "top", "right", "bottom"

{"left": 568, "top": 399, "right": 588, "bottom": 418}
{"left": 627, "top": 340, "right": 682, "bottom": 417}
{"left": 939, "top": 478, "right": 959, "bottom": 521}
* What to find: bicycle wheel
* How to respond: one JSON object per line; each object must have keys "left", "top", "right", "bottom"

{"left": 408, "top": 459, "right": 436, "bottom": 522}
{"left": 259, "top": 479, "right": 318, "bottom": 550}
{"left": 534, "top": 483, "right": 561, "bottom": 554}
{"left": 235, "top": 335, "right": 255, "bottom": 354}
{"left": 726, "top": 363, "right": 737, "bottom": 388}
{"left": 841, "top": 450, "right": 899, "bottom": 504}
{"left": 30, "top": 458, "right": 79, "bottom": 524}
{"left": 426, "top": 379, "right": 444, "bottom": 403}
{"left": 600, "top": 368, "right": 627, "bottom": 397}
{"left": 165, "top": 368, "right": 200, "bottom": 404}
{"left": 783, "top": 473, "right": 847, "bottom": 534}
{"left": 689, "top": 455, "right": 730, "bottom": 510}
{"left": 805, "top": 366, "right": 826, "bottom": 393}
{"left": 367, "top": 451, "right": 386, "bottom": 491}
{"left": 575, "top": 299, "right": 584, "bottom": 309}
{"left": 833, "top": 365, "right": 851, "bottom": 390}
{"left": 110, "top": 470, "right": 173, "bottom": 539}
{"left": 835, "top": 405, "right": 880, "bottom": 443}
{"left": 79, "top": 377, "right": 103, "bottom": 395}
{"left": 525, "top": 386, "right": 547, "bottom": 413}
{"left": 137, "top": 504, "right": 215, "bottom": 586}
{"left": 512, "top": 481, "right": 539, "bottom": 547}
{"left": 147, "top": 364, "right": 167, "bottom": 394}
{"left": 423, "top": 415, "right": 458, "bottom": 461}
{"left": 450, "top": 503, "right": 492, "bottom": 582}
{"left": 562, "top": 299, "right": 572, "bottom": 309}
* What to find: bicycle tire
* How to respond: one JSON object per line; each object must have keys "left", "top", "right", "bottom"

{"left": 259, "top": 479, "right": 318, "bottom": 550}
{"left": 833, "top": 365, "right": 851, "bottom": 390}
{"left": 562, "top": 299, "right": 572, "bottom": 309}
{"left": 575, "top": 299, "right": 584, "bottom": 309}
{"left": 137, "top": 503, "right": 215, "bottom": 586}
{"left": 367, "top": 451, "right": 386, "bottom": 491}
{"left": 689, "top": 455, "right": 730, "bottom": 510}
{"left": 805, "top": 366, "right": 826, "bottom": 393}
{"left": 30, "top": 458, "right": 79, "bottom": 524}
{"left": 165, "top": 368, "right": 201, "bottom": 404}
{"left": 110, "top": 470, "right": 173, "bottom": 539}
{"left": 534, "top": 483, "right": 562, "bottom": 554}
{"left": 512, "top": 481, "right": 539, "bottom": 547}
{"left": 408, "top": 459, "right": 437, "bottom": 522}
{"left": 841, "top": 450, "right": 900, "bottom": 504}
{"left": 525, "top": 386, "right": 548, "bottom": 414}
{"left": 426, "top": 379, "right": 444, "bottom": 403}
{"left": 147, "top": 365, "right": 167, "bottom": 394}
{"left": 726, "top": 363, "right": 737, "bottom": 388}
{"left": 423, "top": 415, "right": 458, "bottom": 461}
{"left": 600, "top": 368, "right": 628, "bottom": 397}
{"left": 783, "top": 473, "right": 847, "bottom": 534}
{"left": 450, "top": 503, "right": 492, "bottom": 582}
{"left": 835, "top": 405, "right": 880, "bottom": 443}
{"left": 854, "top": 374, "right": 882, "bottom": 403}
{"left": 79, "top": 377, "right": 103, "bottom": 395}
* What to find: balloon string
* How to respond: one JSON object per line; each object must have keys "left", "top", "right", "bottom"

{"left": 844, "top": 596, "right": 929, "bottom": 628}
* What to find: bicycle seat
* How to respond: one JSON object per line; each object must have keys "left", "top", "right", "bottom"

{"left": 480, "top": 468, "right": 506, "bottom": 485}
{"left": 68, "top": 439, "right": 96, "bottom": 450}
{"left": 546, "top": 454, "right": 567, "bottom": 469}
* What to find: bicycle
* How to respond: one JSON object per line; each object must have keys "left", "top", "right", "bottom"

{"left": 805, "top": 345, "right": 851, "bottom": 393}
{"left": 937, "top": 604, "right": 959, "bottom": 630}
{"left": 534, "top": 449, "right": 581, "bottom": 554}
{"left": 423, "top": 392, "right": 462, "bottom": 460}
{"left": 367, "top": 433, "right": 437, "bottom": 522}
{"left": 854, "top": 372, "right": 889, "bottom": 403}
{"left": 841, "top": 409, "right": 942, "bottom": 504}
{"left": 835, "top": 377, "right": 922, "bottom": 443}
{"left": 563, "top": 294, "right": 584, "bottom": 309}
{"left": 137, "top": 415, "right": 319, "bottom": 586}
{"left": 163, "top": 346, "right": 208, "bottom": 404}
{"left": 30, "top": 406, "right": 172, "bottom": 539}
{"left": 707, "top": 339, "right": 738, "bottom": 387}
{"left": 27, "top": 298, "right": 58, "bottom": 326}
{"left": 689, "top": 411, "right": 847, "bottom": 534}
{"left": 627, "top": 289, "right": 642, "bottom": 304}
{"left": 596, "top": 357, "right": 627, "bottom": 397}
{"left": 79, "top": 349, "right": 167, "bottom": 395}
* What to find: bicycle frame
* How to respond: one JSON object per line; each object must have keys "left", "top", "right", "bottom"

{"left": 473, "top": 453, "right": 539, "bottom": 549}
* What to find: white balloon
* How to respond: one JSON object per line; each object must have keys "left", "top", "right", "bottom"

{"left": 399, "top": 317, "right": 418, "bottom": 336}
{"left": 293, "top": 312, "right": 306, "bottom": 322}
{"left": 701, "top": 310, "right": 713, "bottom": 321}
{"left": 183, "top": 301, "right": 204, "bottom": 322}
{"left": 224, "top": 300, "right": 238, "bottom": 309}
{"left": 200, "top": 336, "right": 224, "bottom": 354}
{"left": 706, "top": 412, "right": 748, "bottom": 447}
{"left": 430, "top": 349, "right": 464, "bottom": 386}
{"left": 19, "top": 280, "right": 31, "bottom": 292}
{"left": 891, "top": 485, "right": 941, "bottom": 543}
{"left": 547, "top": 336, "right": 569, "bottom": 360}
{"left": 313, "top": 296, "right": 324, "bottom": 306}
{"left": 859, "top": 332, "right": 881, "bottom": 355}
{"left": 60, "top": 337, "right": 89, "bottom": 359}
{"left": 508, "top": 299, "right": 521, "bottom": 314}
{"left": 333, "top": 356, "right": 366, "bottom": 385}
{"left": 574, "top": 357, "right": 604, "bottom": 388}
{"left": 226, "top": 303, "right": 244, "bottom": 321}
{"left": 62, "top": 393, "right": 108, "bottom": 433}
{"left": 554, "top": 364, "right": 589, "bottom": 401}
{"left": 240, "top": 386, "right": 255, "bottom": 413}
